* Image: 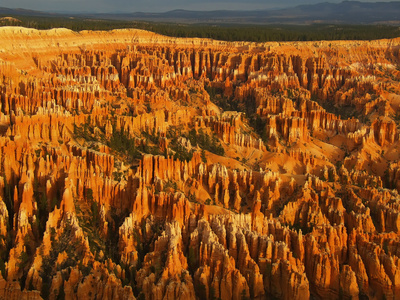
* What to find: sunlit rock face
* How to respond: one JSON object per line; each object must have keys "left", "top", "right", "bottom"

{"left": 0, "top": 26, "right": 399, "bottom": 299}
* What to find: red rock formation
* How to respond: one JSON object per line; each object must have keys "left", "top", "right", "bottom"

{"left": 0, "top": 27, "right": 399, "bottom": 300}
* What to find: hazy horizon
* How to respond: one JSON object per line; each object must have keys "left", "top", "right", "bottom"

{"left": 0, "top": 0, "right": 397, "bottom": 13}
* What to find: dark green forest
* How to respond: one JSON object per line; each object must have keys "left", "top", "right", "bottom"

{"left": 1, "top": 15, "right": 400, "bottom": 42}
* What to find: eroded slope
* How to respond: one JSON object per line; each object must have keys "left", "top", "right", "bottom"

{"left": 0, "top": 27, "right": 399, "bottom": 299}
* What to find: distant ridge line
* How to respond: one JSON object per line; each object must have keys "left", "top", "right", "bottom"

{"left": 0, "top": 1, "right": 399, "bottom": 24}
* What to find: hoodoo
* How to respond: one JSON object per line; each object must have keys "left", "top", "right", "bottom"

{"left": 0, "top": 26, "right": 398, "bottom": 299}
